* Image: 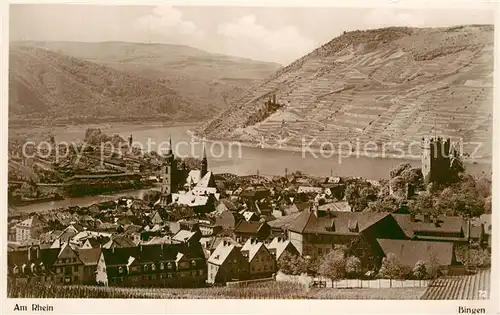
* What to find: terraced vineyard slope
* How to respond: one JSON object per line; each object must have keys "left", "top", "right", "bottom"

{"left": 420, "top": 269, "right": 490, "bottom": 300}
{"left": 197, "top": 25, "right": 493, "bottom": 159}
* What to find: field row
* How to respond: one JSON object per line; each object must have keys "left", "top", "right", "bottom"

{"left": 420, "top": 269, "right": 490, "bottom": 300}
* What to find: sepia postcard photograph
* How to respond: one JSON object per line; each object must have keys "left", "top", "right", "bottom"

{"left": 1, "top": 0, "right": 498, "bottom": 314}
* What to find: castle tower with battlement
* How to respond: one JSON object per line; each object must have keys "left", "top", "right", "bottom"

{"left": 421, "top": 137, "right": 462, "bottom": 185}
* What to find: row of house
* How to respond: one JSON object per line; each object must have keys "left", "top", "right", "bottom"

{"left": 206, "top": 236, "right": 299, "bottom": 284}
{"left": 282, "top": 205, "right": 489, "bottom": 275}
{"left": 8, "top": 233, "right": 298, "bottom": 287}
{"left": 8, "top": 232, "right": 208, "bottom": 288}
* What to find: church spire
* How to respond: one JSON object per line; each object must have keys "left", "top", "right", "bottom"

{"left": 167, "top": 134, "right": 173, "bottom": 156}
{"left": 201, "top": 144, "right": 208, "bottom": 177}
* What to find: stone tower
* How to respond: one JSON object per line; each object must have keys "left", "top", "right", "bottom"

{"left": 159, "top": 136, "right": 177, "bottom": 206}
{"left": 421, "top": 137, "right": 454, "bottom": 185}
{"left": 201, "top": 145, "right": 208, "bottom": 178}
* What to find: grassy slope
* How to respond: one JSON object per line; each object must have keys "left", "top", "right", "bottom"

{"left": 9, "top": 44, "right": 193, "bottom": 124}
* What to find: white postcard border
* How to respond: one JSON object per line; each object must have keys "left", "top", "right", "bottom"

{"left": 1, "top": 0, "right": 499, "bottom": 314}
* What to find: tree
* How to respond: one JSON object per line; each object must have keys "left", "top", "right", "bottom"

{"left": 475, "top": 176, "right": 492, "bottom": 199}
{"left": 378, "top": 253, "right": 405, "bottom": 287}
{"left": 390, "top": 163, "right": 412, "bottom": 179}
{"left": 305, "top": 255, "right": 322, "bottom": 275}
{"left": 433, "top": 179, "right": 485, "bottom": 218}
{"left": 408, "top": 192, "right": 434, "bottom": 214}
{"left": 366, "top": 195, "right": 401, "bottom": 213}
{"left": 400, "top": 167, "right": 424, "bottom": 189}
{"left": 318, "top": 249, "right": 346, "bottom": 287}
{"left": 388, "top": 176, "right": 406, "bottom": 196}
{"left": 412, "top": 260, "right": 427, "bottom": 280}
{"left": 345, "top": 182, "right": 378, "bottom": 212}
{"left": 345, "top": 256, "right": 362, "bottom": 278}
{"left": 180, "top": 157, "right": 202, "bottom": 172}
{"left": 293, "top": 255, "right": 310, "bottom": 275}
{"left": 167, "top": 204, "right": 195, "bottom": 221}
{"left": 484, "top": 196, "right": 492, "bottom": 214}
{"left": 20, "top": 183, "right": 37, "bottom": 198}
{"left": 466, "top": 248, "right": 491, "bottom": 269}
{"left": 142, "top": 190, "right": 161, "bottom": 206}
{"left": 426, "top": 250, "right": 441, "bottom": 279}
{"left": 278, "top": 253, "right": 310, "bottom": 276}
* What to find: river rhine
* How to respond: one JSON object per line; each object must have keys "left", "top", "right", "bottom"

{"left": 12, "top": 123, "right": 491, "bottom": 213}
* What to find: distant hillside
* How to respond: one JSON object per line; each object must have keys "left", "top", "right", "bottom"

{"left": 9, "top": 44, "right": 198, "bottom": 125}
{"left": 15, "top": 41, "right": 282, "bottom": 123}
{"left": 197, "top": 25, "right": 494, "bottom": 158}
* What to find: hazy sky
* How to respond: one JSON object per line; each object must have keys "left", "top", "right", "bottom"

{"left": 9, "top": 4, "right": 496, "bottom": 65}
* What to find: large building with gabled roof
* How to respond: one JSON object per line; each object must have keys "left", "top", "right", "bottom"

{"left": 241, "top": 238, "right": 276, "bottom": 279}
{"left": 96, "top": 242, "right": 206, "bottom": 287}
{"left": 288, "top": 206, "right": 400, "bottom": 257}
{"left": 8, "top": 243, "right": 102, "bottom": 286}
{"left": 207, "top": 240, "right": 248, "bottom": 284}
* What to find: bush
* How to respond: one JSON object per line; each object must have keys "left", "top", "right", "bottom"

{"left": 377, "top": 253, "right": 407, "bottom": 286}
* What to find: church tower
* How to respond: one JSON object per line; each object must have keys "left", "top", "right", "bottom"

{"left": 201, "top": 145, "right": 208, "bottom": 178}
{"left": 159, "top": 136, "right": 177, "bottom": 206}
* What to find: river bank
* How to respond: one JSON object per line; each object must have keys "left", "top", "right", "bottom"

{"left": 9, "top": 185, "right": 162, "bottom": 215}
{"left": 9, "top": 123, "right": 490, "bottom": 195}
{"left": 9, "top": 121, "right": 201, "bottom": 142}
{"left": 188, "top": 130, "right": 492, "bottom": 166}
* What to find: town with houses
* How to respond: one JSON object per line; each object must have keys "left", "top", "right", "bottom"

{"left": 4, "top": 2, "right": 496, "bottom": 308}
{"left": 7, "top": 132, "right": 492, "bottom": 298}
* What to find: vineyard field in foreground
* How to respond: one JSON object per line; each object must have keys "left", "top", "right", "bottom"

{"left": 420, "top": 269, "right": 491, "bottom": 300}
{"left": 8, "top": 281, "right": 425, "bottom": 299}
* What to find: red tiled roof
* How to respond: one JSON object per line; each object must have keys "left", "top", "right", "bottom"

{"left": 268, "top": 212, "right": 303, "bottom": 230}
{"left": 77, "top": 248, "right": 102, "bottom": 265}
{"left": 289, "top": 210, "right": 388, "bottom": 235}
{"left": 107, "top": 236, "right": 136, "bottom": 248}
{"left": 391, "top": 214, "right": 465, "bottom": 238}
{"left": 234, "top": 221, "right": 266, "bottom": 234}
{"left": 376, "top": 239, "right": 454, "bottom": 267}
